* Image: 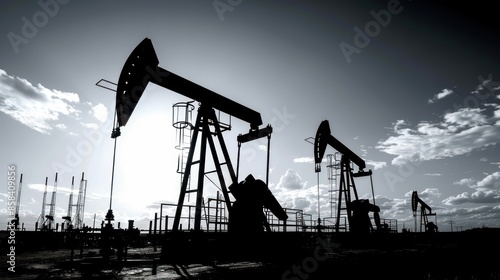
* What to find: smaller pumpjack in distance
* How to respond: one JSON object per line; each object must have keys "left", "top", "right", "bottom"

{"left": 314, "top": 120, "right": 381, "bottom": 234}
{"left": 411, "top": 191, "right": 437, "bottom": 233}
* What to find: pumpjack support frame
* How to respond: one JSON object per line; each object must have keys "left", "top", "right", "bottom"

{"left": 114, "top": 38, "right": 275, "bottom": 232}
{"left": 314, "top": 120, "right": 380, "bottom": 233}
{"left": 411, "top": 191, "right": 437, "bottom": 232}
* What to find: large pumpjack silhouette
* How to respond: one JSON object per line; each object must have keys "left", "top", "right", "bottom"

{"left": 113, "top": 38, "right": 288, "bottom": 262}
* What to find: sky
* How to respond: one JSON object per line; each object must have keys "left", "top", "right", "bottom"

{"left": 1, "top": 0, "right": 499, "bottom": 232}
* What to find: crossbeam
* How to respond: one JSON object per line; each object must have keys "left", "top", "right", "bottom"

{"left": 115, "top": 38, "right": 262, "bottom": 129}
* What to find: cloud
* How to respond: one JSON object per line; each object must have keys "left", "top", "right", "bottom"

{"left": 28, "top": 182, "right": 104, "bottom": 201}
{"left": 293, "top": 157, "right": 314, "bottom": 163}
{"left": 378, "top": 197, "right": 406, "bottom": 217}
{"left": 258, "top": 145, "right": 267, "bottom": 152}
{"left": 377, "top": 107, "right": 500, "bottom": 166}
{"left": 276, "top": 169, "right": 306, "bottom": 190}
{"left": 56, "top": 123, "right": 67, "bottom": 131}
{"left": 270, "top": 169, "right": 334, "bottom": 217}
{"left": 443, "top": 172, "right": 500, "bottom": 205}
{"left": 81, "top": 122, "right": 99, "bottom": 129}
{"left": 87, "top": 102, "right": 108, "bottom": 123}
{"left": 444, "top": 108, "right": 488, "bottom": 127}
{"left": 275, "top": 185, "right": 322, "bottom": 215}
{"left": 379, "top": 185, "right": 500, "bottom": 229}
{"left": 366, "top": 160, "right": 386, "bottom": 170}
{"left": 428, "top": 88, "right": 454, "bottom": 103}
{"left": 420, "top": 188, "right": 441, "bottom": 198}
{"left": 454, "top": 178, "right": 475, "bottom": 187}
{"left": 0, "top": 69, "right": 80, "bottom": 134}
{"left": 476, "top": 171, "right": 500, "bottom": 191}
{"left": 293, "top": 197, "right": 311, "bottom": 210}
{"left": 28, "top": 183, "right": 73, "bottom": 195}
{"left": 442, "top": 191, "right": 500, "bottom": 205}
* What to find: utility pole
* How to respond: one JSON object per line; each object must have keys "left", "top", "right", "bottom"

{"left": 73, "top": 172, "right": 87, "bottom": 229}
{"left": 38, "top": 177, "right": 48, "bottom": 230}
{"left": 14, "top": 174, "right": 23, "bottom": 230}
{"left": 63, "top": 176, "right": 75, "bottom": 230}
{"left": 46, "top": 172, "right": 58, "bottom": 231}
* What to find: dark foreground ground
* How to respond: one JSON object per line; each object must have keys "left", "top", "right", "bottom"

{"left": 2, "top": 228, "right": 500, "bottom": 280}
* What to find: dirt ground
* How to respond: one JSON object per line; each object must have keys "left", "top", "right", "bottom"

{"left": 3, "top": 245, "right": 500, "bottom": 280}
{"left": 3, "top": 229, "right": 500, "bottom": 280}
{"left": 1, "top": 246, "right": 284, "bottom": 280}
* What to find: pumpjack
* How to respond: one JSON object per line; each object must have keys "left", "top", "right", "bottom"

{"left": 411, "top": 191, "right": 437, "bottom": 233}
{"left": 314, "top": 120, "right": 381, "bottom": 233}
{"left": 111, "top": 37, "right": 288, "bottom": 261}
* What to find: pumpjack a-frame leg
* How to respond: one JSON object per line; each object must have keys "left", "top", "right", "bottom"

{"left": 172, "top": 105, "right": 236, "bottom": 232}
{"left": 335, "top": 155, "right": 359, "bottom": 232}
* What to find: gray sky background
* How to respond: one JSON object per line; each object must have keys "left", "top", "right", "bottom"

{"left": 1, "top": 0, "right": 499, "bottom": 232}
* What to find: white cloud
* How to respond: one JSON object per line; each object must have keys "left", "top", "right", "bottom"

{"left": 293, "top": 197, "right": 311, "bottom": 210}
{"left": 28, "top": 183, "right": 103, "bottom": 201}
{"left": 442, "top": 190, "right": 500, "bottom": 205}
{"left": 88, "top": 102, "right": 108, "bottom": 123}
{"left": 276, "top": 169, "right": 306, "bottom": 190}
{"left": 443, "top": 172, "right": 500, "bottom": 205}
{"left": 476, "top": 171, "right": 500, "bottom": 191}
{"left": 55, "top": 123, "right": 67, "bottom": 131}
{"left": 81, "top": 122, "right": 99, "bottom": 129}
{"left": 293, "top": 157, "right": 314, "bottom": 163}
{"left": 442, "top": 192, "right": 471, "bottom": 205}
{"left": 444, "top": 108, "right": 487, "bottom": 127}
{"left": 454, "top": 178, "right": 475, "bottom": 186}
{"left": 377, "top": 108, "right": 500, "bottom": 166}
{"left": 0, "top": 69, "right": 80, "bottom": 134}
{"left": 420, "top": 188, "right": 441, "bottom": 198}
{"left": 28, "top": 183, "right": 58, "bottom": 193}
{"left": 258, "top": 144, "right": 267, "bottom": 152}
{"left": 365, "top": 160, "right": 386, "bottom": 170}
{"left": 437, "top": 89, "right": 454, "bottom": 99}
{"left": 428, "top": 88, "right": 453, "bottom": 103}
